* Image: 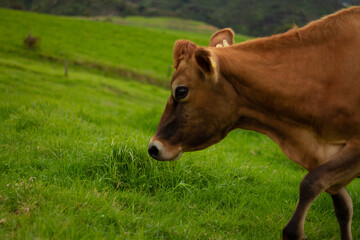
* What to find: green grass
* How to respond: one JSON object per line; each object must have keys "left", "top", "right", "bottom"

{"left": 0, "top": 8, "right": 249, "bottom": 85}
{"left": 1, "top": 8, "right": 360, "bottom": 240}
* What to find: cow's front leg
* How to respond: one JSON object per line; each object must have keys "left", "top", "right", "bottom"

{"left": 282, "top": 173, "right": 316, "bottom": 240}
{"left": 282, "top": 142, "right": 360, "bottom": 240}
{"left": 330, "top": 187, "right": 353, "bottom": 240}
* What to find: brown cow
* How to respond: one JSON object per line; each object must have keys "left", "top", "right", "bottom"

{"left": 148, "top": 7, "right": 360, "bottom": 240}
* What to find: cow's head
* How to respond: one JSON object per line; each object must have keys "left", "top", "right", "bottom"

{"left": 148, "top": 28, "right": 240, "bottom": 161}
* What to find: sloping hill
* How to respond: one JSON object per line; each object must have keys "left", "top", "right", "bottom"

{"left": 0, "top": 8, "right": 248, "bottom": 86}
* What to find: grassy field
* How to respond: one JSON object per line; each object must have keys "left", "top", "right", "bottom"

{"left": 1, "top": 8, "right": 360, "bottom": 240}
{"left": 0, "top": 8, "right": 248, "bottom": 86}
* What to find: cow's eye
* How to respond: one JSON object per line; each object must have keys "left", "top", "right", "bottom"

{"left": 175, "top": 86, "right": 188, "bottom": 101}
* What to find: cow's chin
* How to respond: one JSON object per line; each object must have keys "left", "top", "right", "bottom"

{"left": 161, "top": 151, "right": 183, "bottom": 161}
{"left": 183, "top": 137, "right": 224, "bottom": 153}
{"left": 156, "top": 149, "right": 183, "bottom": 161}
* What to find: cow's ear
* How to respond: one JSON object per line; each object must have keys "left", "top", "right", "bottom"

{"left": 173, "top": 39, "right": 197, "bottom": 69}
{"left": 195, "top": 48, "right": 217, "bottom": 77}
{"left": 209, "top": 28, "right": 235, "bottom": 47}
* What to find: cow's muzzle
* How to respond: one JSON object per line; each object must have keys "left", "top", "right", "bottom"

{"left": 148, "top": 138, "right": 182, "bottom": 161}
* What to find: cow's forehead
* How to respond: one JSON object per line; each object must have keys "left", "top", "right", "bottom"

{"left": 171, "top": 64, "right": 192, "bottom": 87}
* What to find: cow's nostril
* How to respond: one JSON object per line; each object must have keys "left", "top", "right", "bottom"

{"left": 148, "top": 145, "right": 159, "bottom": 158}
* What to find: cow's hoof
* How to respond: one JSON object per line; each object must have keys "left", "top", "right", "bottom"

{"left": 282, "top": 226, "right": 307, "bottom": 240}
{"left": 282, "top": 235, "right": 307, "bottom": 240}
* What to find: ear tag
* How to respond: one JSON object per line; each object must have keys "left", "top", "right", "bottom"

{"left": 210, "top": 57, "right": 216, "bottom": 69}
{"left": 216, "top": 39, "right": 230, "bottom": 48}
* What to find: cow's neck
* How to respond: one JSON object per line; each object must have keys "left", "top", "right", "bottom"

{"left": 217, "top": 46, "right": 310, "bottom": 122}
{"left": 216, "top": 45, "right": 335, "bottom": 170}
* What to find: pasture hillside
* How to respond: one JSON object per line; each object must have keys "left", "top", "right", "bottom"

{"left": 0, "top": 8, "right": 247, "bottom": 86}
{"left": 1, "top": 8, "right": 360, "bottom": 239}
